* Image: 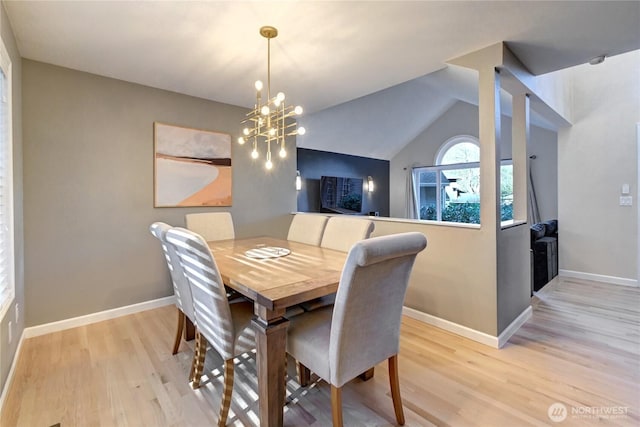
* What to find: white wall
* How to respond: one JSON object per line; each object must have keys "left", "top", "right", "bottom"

{"left": 535, "top": 71, "right": 572, "bottom": 123}
{"left": 558, "top": 50, "right": 639, "bottom": 282}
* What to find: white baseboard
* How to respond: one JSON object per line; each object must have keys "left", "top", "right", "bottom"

{"left": 23, "top": 295, "right": 175, "bottom": 339}
{"left": 497, "top": 306, "right": 532, "bottom": 348}
{"left": 1, "top": 296, "right": 175, "bottom": 413}
{"left": 559, "top": 269, "right": 638, "bottom": 287}
{"left": 0, "top": 330, "right": 25, "bottom": 413}
{"left": 403, "top": 305, "right": 532, "bottom": 349}
{"left": 403, "top": 306, "right": 500, "bottom": 348}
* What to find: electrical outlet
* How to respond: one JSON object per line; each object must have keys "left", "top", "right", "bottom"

{"left": 620, "top": 196, "right": 633, "bottom": 206}
{"left": 8, "top": 321, "right": 12, "bottom": 344}
{"left": 15, "top": 303, "right": 19, "bottom": 324}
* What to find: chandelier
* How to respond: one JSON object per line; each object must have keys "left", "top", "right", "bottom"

{"left": 237, "top": 26, "right": 305, "bottom": 170}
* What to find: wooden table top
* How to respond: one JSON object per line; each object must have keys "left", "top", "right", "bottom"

{"left": 208, "top": 237, "right": 347, "bottom": 311}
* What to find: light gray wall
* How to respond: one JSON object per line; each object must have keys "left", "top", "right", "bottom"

{"left": 370, "top": 219, "right": 498, "bottom": 335}
{"left": 528, "top": 126, "right": 558, "bottom": 222}
{"left": 497, "top": 224, "right": 530, "bottom": 333}
{"left": 23, "top": 60, "right": 296, "bottom": 327}
{"left": 558, "top": 50, "right": 639, "bottom": 281}
{"left": 390, "top": 100, "right": 558, "bottom": 221}
{"left": 0, "top": 0, "right": 23, "bottom": 396}
{"left": 390, "top": 102, "right": 481, "bottom": 218}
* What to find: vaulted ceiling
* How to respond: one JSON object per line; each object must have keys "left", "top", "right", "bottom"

{"left": 5, "top": 1, "right": 640, "bottom": 159}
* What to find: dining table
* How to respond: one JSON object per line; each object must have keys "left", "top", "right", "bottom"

{"left": 207, "top": 236, "right": 348, "bottom": 427}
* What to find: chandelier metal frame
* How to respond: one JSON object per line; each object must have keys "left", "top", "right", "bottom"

{"left": 238, "top": 26, "right": 305, "bottom": 170}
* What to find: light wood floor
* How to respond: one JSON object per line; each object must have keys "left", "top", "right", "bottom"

{"left": 1, "top": 276, "right": 638, "bottom": 426}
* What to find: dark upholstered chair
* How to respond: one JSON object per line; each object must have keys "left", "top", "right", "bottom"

{"left": 531, "top": 220, "right": 558, "bottom": 292}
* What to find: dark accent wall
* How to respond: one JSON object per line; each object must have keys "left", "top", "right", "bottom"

{"left": 296, "top": 148, "right": 390, "bottom": 217}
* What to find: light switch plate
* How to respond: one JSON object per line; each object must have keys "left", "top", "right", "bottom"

{"left": 620, "top": 196, "right": 633, "bottom": 206}
{"left": 622, "top": 184, "right": 630, "bottom": 194}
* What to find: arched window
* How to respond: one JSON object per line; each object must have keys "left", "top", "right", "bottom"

{"left": 412, "top": 135, "right": 513, "bottom": 224}
{"left": 435, "top": 135, "right": 480, "bottom": 165}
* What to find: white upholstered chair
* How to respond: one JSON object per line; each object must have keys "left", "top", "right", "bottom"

{"left": 165, "top": 227, "right": 255, "bottom": 427}
{"left": 286, "top": 232, "right": 427, "bottom": 427}
{"left": 301, "top": 216, "right": 375, "bottom": 312}
{"left": 320, "top": 216, "right": 375, "bottom": 252}
{"left": 287, "top": 214, "right": 329, "bottom": 246}
{"left": 149, "top": 222, "right": 195, "bottom": 355}
{"left": 185, "top": 211, "right": 235, "bottom": 242}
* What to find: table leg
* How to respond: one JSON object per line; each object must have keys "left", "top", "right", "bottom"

{"left": 252, "top": 306, "right": 288, "bottom": 427}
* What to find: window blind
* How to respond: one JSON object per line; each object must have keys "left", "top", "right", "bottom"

{"left": 0, "top": 39, "right": 14, "bottom": 318}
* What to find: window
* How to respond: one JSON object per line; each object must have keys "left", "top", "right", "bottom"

{"left": 0, "top": 39, "right": 13, "bottom": 318}
{"left": 412, "top": 136, "right": 513, "bottom": 224}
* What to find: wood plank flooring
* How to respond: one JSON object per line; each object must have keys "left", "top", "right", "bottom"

{"left": 1, "top": 276, "right": 638, "bottom": 426}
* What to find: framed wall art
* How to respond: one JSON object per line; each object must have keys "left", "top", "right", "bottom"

{"left": 154, "top": 122, "right": 232, "bottom": 207}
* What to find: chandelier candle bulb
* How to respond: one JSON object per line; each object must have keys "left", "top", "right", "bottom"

{"left": 265, "top": 150, "right": 273, "bottom": 170}
{"left": 239, "top": 25, "right": 305, "bottom": 171}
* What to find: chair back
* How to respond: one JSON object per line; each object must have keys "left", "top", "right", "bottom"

{"left": 329, "top": 232, "right": 427, "bottom": 387}
{"left": 185, "top": 212, "right": 235, "bottom": 242}
{"left": 165, "top": 227, "right": 237, "bottom": 360}
{"left": 149, "top": 222, "right": 194, "bottom": 323}
{"left": 320, "top": 216, "right": 375, "bottom": 252}
{"left": 287, "top": 214, "right": 329, "bottom": 246}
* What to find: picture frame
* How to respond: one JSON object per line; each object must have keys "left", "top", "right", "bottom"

{"left": 154, "top": 122, "right": 232, "bottom": 207}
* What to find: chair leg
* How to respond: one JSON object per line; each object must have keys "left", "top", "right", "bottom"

{"left": 218, "top": 358, "right": 235, "bottom": 427}
{"left": 188, "top": 332, "right": 199, "bottom": 382}
{"left": 191, "top": 331, "right": 208, "bottom": 389}
{"left": 172, "top": 310, "right": 185, "bottom": 355}
{"left": 296, "top": 361, "right": 311, "bottom": 387}
{"left": 331, "top": 385, "right": 343, "bottom": 427}
{"left": 284, "top": 355, "right": 288, "bottom": 392}
{"left": 388, "top": 355, "right": 405, "bottom": 425}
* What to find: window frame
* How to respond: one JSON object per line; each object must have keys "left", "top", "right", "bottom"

{"left": 0, "top": 37, "right": 14, "bottom": 319}
{"left": 413, "top": 135, "right": 513, "bottom": 225}
{"left": 434, "top": 135, "right": 480, "bottom": 166}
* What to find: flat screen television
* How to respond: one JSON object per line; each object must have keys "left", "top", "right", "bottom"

{"left": 320, "top": 176, "right": 363, "bottom": 214}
